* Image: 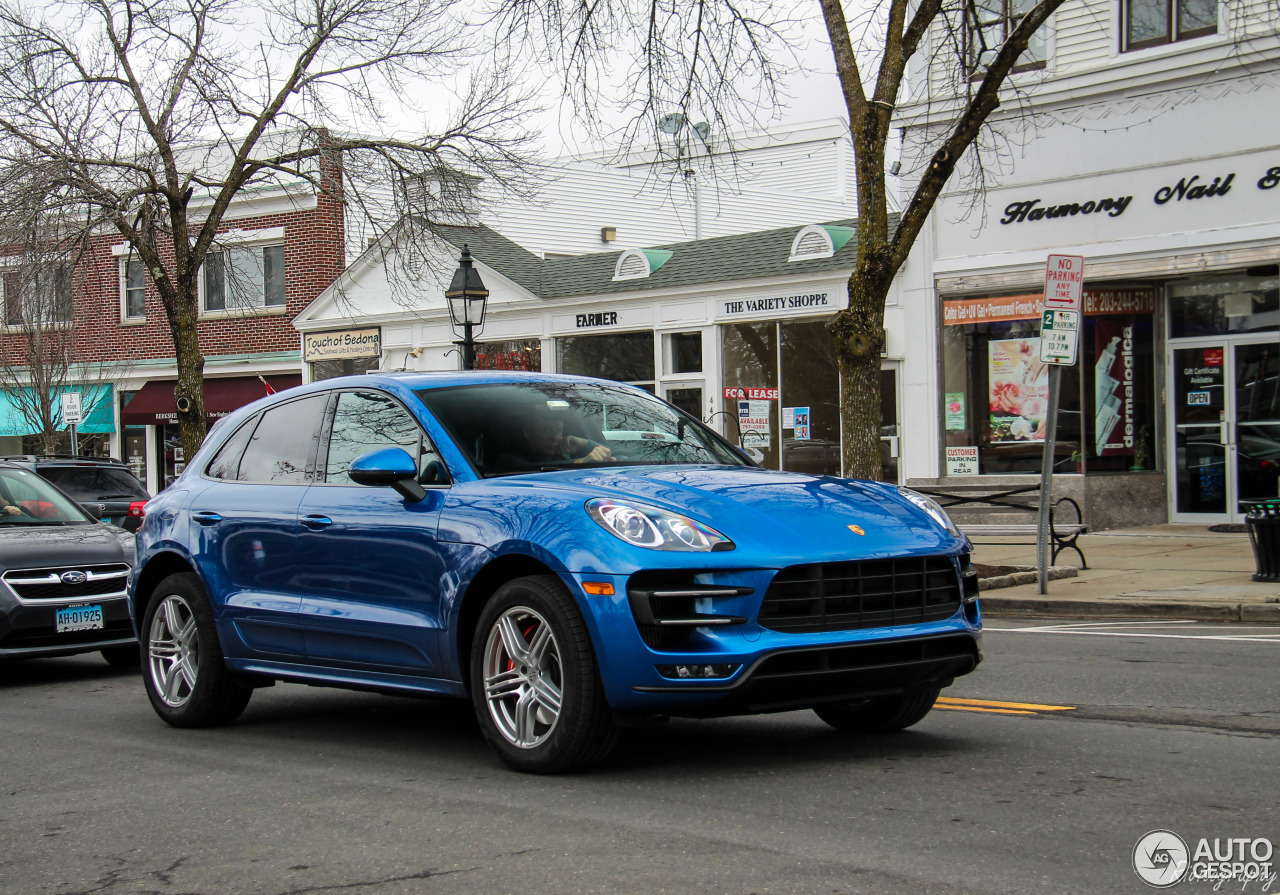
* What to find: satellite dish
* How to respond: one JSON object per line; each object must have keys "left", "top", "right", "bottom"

{"left": 692, "top": 121, "right": 710, "bottom": 141}
{"left": 658, "top": 113, "right": 686, "bottom": 134}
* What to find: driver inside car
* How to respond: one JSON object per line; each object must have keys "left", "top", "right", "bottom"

{"left": 500, "top": 405, "right": 613, "bottom": 469}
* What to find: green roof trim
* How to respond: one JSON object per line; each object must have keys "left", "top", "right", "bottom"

{"left": 821, "top": 226, "right": 855, "bottom": 253}
{"left": 640, "top": 249, "right": 673, "bottom": 273}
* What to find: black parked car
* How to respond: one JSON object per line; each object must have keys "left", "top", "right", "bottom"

{"left": 0, "top": 455, "right": 150, "bottom": 531}
{"left": 0, "top": 463, "right": 138, "bottom": 665}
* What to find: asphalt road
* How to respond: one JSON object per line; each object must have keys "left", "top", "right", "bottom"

{"left": 3, "top": 619, "right": 1278, "bottom": 895}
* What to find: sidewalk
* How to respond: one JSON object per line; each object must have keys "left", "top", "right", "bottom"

{"left": 971, "top": 524, "right": 1280, "bottom": 623}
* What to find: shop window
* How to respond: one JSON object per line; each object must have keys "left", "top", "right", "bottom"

{"left": 1123, "top": 0, "right": 1217, "bottom": 51}
{"left": 941, "top": 289, "right": 1159, "bottom": 475}
{"left": 475, "top": 339, "right": 542, "bottom": 372}
{"left": 311, "top": 356, "right": 380, "bottom": 382}
{"left": 204, "top": 244, "right": 286, "bottom": 313}
{"left": 1168, "top": 273, "right": 1279, "bottom": 338}
{"left": 965, "top": 0, "right": 1049, "bottom": 75}
{"left": 942, "top": 311, "right": 1082, "bottom": 474}
{"left": 720, "top": 320, "right": 855, "bottom": 479}
{"left": 122, "top": 259, "right": 145, "bottom": 319}
{"left": 557, "top": 332, "right": 655, "bottom": 390}
{"left": 667, "top": 332, "right": 703, "bottom": 374}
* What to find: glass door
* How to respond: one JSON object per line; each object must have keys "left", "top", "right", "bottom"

{"left": 1170, "top": 339, "right": 1279, "bottom": 522}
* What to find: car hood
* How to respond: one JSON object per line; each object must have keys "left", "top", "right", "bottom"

{"left": 0, "top": 523, "right": 133, "bottom": 571}
{"left": 481, "top": 465, "right": 961, "bottom": 563}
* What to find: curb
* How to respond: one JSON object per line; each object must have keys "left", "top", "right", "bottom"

{"left": 981, "top": 597, "right": 1280, "bottom": 623}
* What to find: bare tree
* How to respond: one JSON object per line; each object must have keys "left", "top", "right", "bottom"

{"left": 0, "top": 0, "right": 539, "bottom": 459}
{"left": 504, "top": 0, "right": 1078, "bottom": 477}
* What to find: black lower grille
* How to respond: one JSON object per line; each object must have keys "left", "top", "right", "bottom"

{"left": 1, "top": 618, "right": 134, "bottom": 650}
{"left": 759, "top": 556, "right": 961, "bottom": 633}
{"left": 3, "top": 564, "right": 130, "bottom": 602}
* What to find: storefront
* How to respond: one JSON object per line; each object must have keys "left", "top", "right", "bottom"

{"left": 0, "top": 385, "right": 116, "bottom": 456}
{"left": 295, "top": 223, "right": 906, "bottom": 483}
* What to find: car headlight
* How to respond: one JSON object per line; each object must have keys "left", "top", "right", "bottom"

{"left": 897, "top": 487, "right": 961, "bottom": 537}
{"left": 585, "top": 499, "right": 734, "bottom": 552}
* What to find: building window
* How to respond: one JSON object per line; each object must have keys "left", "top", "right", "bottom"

{"left": 474, "top": 339, "right": 542, "bottom": 372}
{"left": 966, "top": 0, "right": 1049, "bottom": 75}
{"left": 940, "top": 288, "right": 1158, "bottom": 475}
{"left": 3, "top": 265, "right": 72, "bottom": 327}
{"left": 203, "top": 244, "right": 286, "bottom": 312}
{"left": 310, "top": 356, "right": 380, "bottom": 381}
{"left": 557, "top": 332, "right": 655, "bottom": 390}
{"left": 123, "top": 259, "right": 145, "bottom": 319}
{"left": 1123, "top": 0, "right": 1217, "bottom": 50}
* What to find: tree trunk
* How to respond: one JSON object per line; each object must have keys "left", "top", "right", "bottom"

{"left": 831, "top": 249, "right": 895, "bottom": 481}
{"left": 168, "top": 283, "right": 207, "bottom": 465}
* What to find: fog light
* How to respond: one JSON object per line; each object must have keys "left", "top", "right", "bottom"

{"left": 655, "top": 663, "right": 740, "bottom": 680}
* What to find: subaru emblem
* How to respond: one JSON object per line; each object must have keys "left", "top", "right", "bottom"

{"left": 60, "top": 571, "right": 88, "bottom": 585}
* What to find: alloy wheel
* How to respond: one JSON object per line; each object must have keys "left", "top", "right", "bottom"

{"left": 148, "top": 594, "right": 199, "bottom": 707}
{"left": 482, "top": 606, "right": 564, "bottom": 748}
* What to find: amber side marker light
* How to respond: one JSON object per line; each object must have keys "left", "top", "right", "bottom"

{"left": 582, "top": 582, "right": 615, "bottom": 596}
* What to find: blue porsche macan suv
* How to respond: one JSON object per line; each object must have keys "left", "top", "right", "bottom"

{"left": 130, "top": 372, "right": 981, "bottom": 772}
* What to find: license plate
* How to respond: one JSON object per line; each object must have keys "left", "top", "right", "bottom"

{"left": 56, "top": 604, "right": 104, "bottom": 633}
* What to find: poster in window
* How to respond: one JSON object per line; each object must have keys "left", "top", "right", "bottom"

{"left": 989, "top": 338, "right": 1049, "bottom": 442}
{"left": 945, "top": 392, "right": 966, "bottom": 430}
{"left": 1093, "top": 318, "right": 1135, "bottom": 457}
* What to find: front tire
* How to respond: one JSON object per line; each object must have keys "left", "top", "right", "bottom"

{"left": 814, "top": 686, "right": 941, "bottom": 734}
{"left": 470, "top": 575, "right": 617, "bottom": 773}
{"left": 141, "top": 572, "right": 251, "bottom": 727}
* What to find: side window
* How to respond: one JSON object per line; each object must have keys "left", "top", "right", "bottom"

{"left": 205, "top": 415, "right": 261, "bottom": 481}
{"left": 237, "top": 395, "right": 328, "bottom": 484}
{"left": 325, "top": 391, "right": 444, "bottom": 484}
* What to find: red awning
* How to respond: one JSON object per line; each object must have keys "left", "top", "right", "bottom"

{"left": 121, "top": 375, "right": 302, "bottom": 426}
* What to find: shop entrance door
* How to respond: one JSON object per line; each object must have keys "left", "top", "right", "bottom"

{"left": 1169, "top": 339, "right": 1280, "bottom": 523}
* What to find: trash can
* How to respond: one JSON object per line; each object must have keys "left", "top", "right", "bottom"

{"left": 1239, "top": 499, "right": 1280, "bottom": 582}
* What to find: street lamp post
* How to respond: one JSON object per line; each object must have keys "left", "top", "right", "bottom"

{"left": 445, "top": 244, "right": 489, "bottom": 370}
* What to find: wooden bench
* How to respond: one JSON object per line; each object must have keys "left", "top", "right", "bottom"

{"left": 912, "top": 484, "right": 1089, "bottom": 569}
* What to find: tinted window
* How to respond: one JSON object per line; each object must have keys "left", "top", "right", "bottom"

{"left": 39, "top": 467, "right": 149, "bottom": 500}
{"left": 325, "top": 391, "right": 442, "bottom": 483}
{"left": 237, "top": 395, "right": 327, "bottom": 484}
{"left": 205, "top": 415, "right": 260, "bottom": 481}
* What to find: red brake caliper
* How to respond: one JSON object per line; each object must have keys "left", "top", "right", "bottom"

{"left": 505, "top": 622, "right": 538, "bottom": 672}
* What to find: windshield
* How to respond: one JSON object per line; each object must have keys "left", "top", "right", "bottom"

{"left": 0, "top": 468, "right": 93, "bottom": 524}
{"left": 416, "top": 381, "right": 749, "bottom": 476}
{"left": 38, "top": 466, "right": 149, "bottom": 501}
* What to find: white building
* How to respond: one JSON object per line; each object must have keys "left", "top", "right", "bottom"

{"left": 296, "top": 123, "right": 916, "bottom": 482}
{"left": 894, "top": 0, "right": 1280, "bottom": 527}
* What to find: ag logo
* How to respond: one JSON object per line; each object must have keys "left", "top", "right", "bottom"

{"left": 1133, "top": 830, "right": 1189, "bottom": 888}
{"left": 60, "top": 571, "right": 88, "bottom": 585}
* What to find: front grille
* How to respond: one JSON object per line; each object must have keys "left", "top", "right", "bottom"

{"left": 759, "top": 556, "right": 961, "bottom": 633}
{"left": 3, "top": 564, "right": 130, "bottom": 603}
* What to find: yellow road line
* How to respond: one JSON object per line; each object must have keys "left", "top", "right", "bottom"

{"left": 937, "top": 696, "right": 1076, "bottom": 712}
{"left": 936, "top": 704, "right": 1036, "bottom": 715}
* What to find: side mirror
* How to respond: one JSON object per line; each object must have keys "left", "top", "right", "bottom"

{"left": 348, "top": 448, "right": 427, "bottom": 503}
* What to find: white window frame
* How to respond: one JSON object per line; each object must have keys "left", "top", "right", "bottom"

{"left": 120, "top": 256, "right": 146, "bottom": 322}
{"left": 198, "top": 227, "right": 287, "bottom": 318}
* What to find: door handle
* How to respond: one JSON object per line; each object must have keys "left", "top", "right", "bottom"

{"left": 192, "top": 511, "right": 222, "bottom": 525}
{"left": 301, "top": 514, "right": 333, "bottom": 530}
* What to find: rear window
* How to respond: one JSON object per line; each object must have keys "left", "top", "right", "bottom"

{"left": 39, "top": 466, "right": 149, "bottom": 501}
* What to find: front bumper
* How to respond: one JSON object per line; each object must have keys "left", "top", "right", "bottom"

{"left": 0, "top": 596, "right": 136, "bottom": 660}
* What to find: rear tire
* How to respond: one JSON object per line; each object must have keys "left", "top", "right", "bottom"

{"left": 141, "top": 572, "right": 251, "bottom": 728}
{"left": 813, "top": 686, "right": 941, "bottom": 734}
{"left": 470, "top": 575, "right": 617, "bottom": 773}
{"left": 100, "top": 645, "right": 141, "bottom": 668}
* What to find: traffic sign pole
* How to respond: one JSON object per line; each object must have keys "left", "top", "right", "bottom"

{"left": 1036, "top": 255, "right": 1084, "bottom": 594}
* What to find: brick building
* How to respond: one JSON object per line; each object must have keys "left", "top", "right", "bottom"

{"left": 0, "top": 169, "right": 346, "bottom": 495}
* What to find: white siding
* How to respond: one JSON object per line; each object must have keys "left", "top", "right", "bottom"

{"left": 1052, "top": 0, "right": 1114, "bottom": 73}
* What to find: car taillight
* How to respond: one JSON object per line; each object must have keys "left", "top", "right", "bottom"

{"left": 127, "top": 501, "right": 147, "bottom": 518}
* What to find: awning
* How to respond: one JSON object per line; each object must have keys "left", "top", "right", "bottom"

{"left": 0, "top": 385, "right": 115, "bottom": 437}
{"left": 121, "top": 375, "right": 301, "bottom": 426}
